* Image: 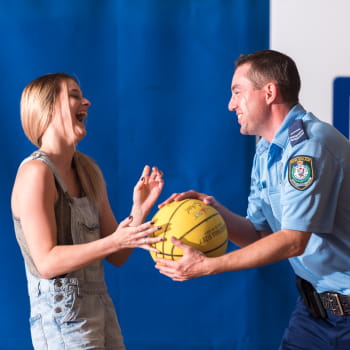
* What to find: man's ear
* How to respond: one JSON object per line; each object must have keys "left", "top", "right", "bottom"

{"left": 264, "top": 82, "right": 278, "bottom": 105}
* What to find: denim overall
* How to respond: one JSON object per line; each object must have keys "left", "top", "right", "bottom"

{"left": 14, "top": 151, "right": 125, "bottom": 349}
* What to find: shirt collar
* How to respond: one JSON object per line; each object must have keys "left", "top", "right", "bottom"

{"left": 256, "top": 103, "right": 307, "bottom": 154}
{"left": 255, "top": 104, "right": 307, "bottom": 156}
{"left": 272, "top": 103, "right": 307, "bottom": 149}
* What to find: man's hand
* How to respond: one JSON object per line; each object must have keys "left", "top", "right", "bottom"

{"left": 155, "top": 237, "right": 210, "bottom": 281}
{"left": 158, "top": 190, "right": 216, "bottom": 208}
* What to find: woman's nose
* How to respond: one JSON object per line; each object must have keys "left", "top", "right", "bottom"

{"left": 83, "top": 97, "right": 91, "bottom": 107}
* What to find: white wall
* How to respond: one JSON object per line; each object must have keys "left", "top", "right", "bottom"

{"left": 270, "top": 0, "right": 350, "bottom": 124}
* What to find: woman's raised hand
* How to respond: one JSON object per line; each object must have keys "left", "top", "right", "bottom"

{"left": 132, "top": 165, "right": 164, "bottom": 221}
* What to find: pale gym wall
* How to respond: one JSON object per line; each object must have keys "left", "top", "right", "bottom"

{"left": 270, "top": 0, "right": 350, "bottom": 130}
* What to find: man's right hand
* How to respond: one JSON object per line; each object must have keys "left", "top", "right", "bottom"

{"left": 158, "top": 189, "right": 216, "bottom": 208}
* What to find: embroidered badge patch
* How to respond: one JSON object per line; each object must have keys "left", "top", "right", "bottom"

{"left": 288, "top": 156, "right": 314, "bottom": 190}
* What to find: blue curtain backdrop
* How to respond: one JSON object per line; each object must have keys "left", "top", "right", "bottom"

{"left": 0, "top": 1, "right": 298, "bottom": 349}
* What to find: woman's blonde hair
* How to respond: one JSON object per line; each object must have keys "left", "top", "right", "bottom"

{"left": 20, "top": 73, "right": 105, "bottom": 204}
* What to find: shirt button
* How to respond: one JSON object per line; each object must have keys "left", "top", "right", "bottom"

{"left": 55, "top": 294, "right": 64, "bottom": 302}
{"left": 54, "top": 307, "right": 62, "bottom": 313}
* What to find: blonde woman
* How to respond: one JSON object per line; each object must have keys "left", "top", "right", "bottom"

{"left": 11, "top": 73, "right": 164, "bottom": 349}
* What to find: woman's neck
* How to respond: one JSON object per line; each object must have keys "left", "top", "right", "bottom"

{"left": 39, "top": 145, "right": 75, "bottom": 173}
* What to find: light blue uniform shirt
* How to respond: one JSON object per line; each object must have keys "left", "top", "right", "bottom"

{"left": 247, "top": 104, "right": 350, "bottom": 294}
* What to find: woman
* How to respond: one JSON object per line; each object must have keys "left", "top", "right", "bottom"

{"left": 11, "top": 73, "right": 164, "bottom": 349}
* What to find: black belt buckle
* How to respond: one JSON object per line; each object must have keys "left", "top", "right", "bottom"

{"left": 323, "top": 293, "right": 345, "bottom": 316}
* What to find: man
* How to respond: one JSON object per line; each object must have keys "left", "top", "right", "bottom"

{"left": 155, "top": 50, "right": 350, "bottom": 349}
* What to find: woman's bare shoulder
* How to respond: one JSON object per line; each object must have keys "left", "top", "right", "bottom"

{"left": 12, "top": 159, "right": 57, "bottom": 216}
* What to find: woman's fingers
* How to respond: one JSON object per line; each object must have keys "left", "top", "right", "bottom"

{"left": 118, "top": 215, "right": 134, "bottom": 228}
{"left": 129, "top": 221, "right": 163, "bottom": 242}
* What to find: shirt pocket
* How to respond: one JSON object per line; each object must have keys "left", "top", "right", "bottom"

{"left": 78, "top": 221, "right": 100, "bottom": 243}
{"left": 70, "top": 200, "right": 101, "bottom": 244}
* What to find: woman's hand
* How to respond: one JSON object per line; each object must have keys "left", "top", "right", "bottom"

{"left": 113, "top": 216, "right": 163, "bottom": 253}
{"left": 131, "top": 165, "right": 164, "bottom": 223}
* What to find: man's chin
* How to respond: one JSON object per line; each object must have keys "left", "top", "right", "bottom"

{"left": 239, "top": 127, "right": 249, "bottom": 135}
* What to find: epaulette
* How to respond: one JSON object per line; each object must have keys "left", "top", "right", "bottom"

{"left": 288, "top": 119, "right": 308, "bottom": 146}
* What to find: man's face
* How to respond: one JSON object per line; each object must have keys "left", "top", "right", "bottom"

{"left": 228, "top": 63, "right": 268, "bottom": 136}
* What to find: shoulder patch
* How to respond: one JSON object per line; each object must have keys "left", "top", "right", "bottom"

{"left": 288, "top": 119, "right": 308, "bottom": 146}
{"left": 288, "top": 156, "right": 314, "bottom": 190}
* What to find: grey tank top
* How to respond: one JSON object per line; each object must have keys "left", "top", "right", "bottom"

{"left": 13, "top": 151, "right": 102, "bottom": 280}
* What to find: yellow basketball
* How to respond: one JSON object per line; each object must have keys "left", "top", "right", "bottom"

{"left": 150, "top": 199, "right": 228, "bottom": 261}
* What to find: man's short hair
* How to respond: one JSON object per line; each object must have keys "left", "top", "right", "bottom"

{"left": 235, "top": 49, "right": 301, "bottom": 105}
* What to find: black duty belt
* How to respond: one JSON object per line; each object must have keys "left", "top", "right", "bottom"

{"left": 319, "top": 292, "right": 350, "bottom": 316}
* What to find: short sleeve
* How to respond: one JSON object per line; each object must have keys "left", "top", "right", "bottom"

{"left": 281, "top": 141, "right": 343, "bottom": 233}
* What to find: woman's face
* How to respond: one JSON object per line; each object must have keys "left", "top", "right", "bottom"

{"left": 52, "top": 79, "right": 91, "bottom": 144}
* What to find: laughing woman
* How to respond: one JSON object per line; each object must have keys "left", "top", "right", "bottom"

{"left": 11, "top": 73, "right": 164, "bottom": 349}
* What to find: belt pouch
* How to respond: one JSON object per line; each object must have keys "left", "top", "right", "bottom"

{"left": 296, "top": 276, "right": 327, "bottom": 319}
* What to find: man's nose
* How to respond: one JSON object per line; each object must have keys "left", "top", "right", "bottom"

{"left": 228, "top": 96, "right": 236, "bottom": 111}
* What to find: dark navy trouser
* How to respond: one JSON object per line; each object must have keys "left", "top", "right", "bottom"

{"left": 279, "top": 297, "right": 350, "bottom": 350}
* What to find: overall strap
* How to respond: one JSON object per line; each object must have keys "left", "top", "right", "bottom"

{"left": 21, "top": 151, "right": 69, "bottom": 196}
